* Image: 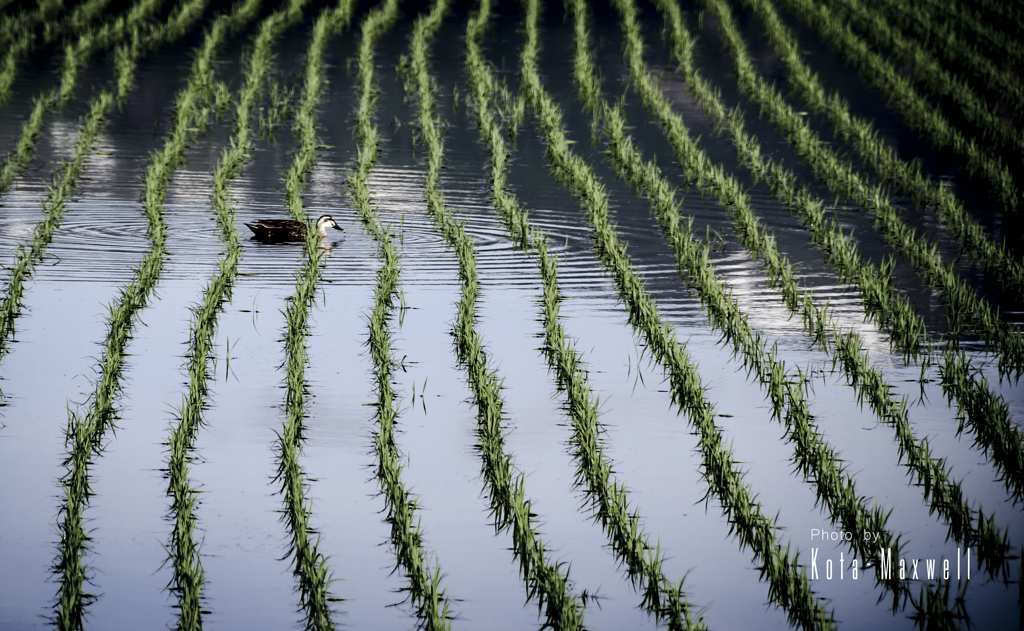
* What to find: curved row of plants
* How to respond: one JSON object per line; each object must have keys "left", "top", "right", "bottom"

{"left": 467, "top": 3, "right": 710, "bottom": 628}
{"left": 42, "top": 0, "right": 118, "bottom": 46}
{"left": 0, "top": 0, "right": 210, "bottom": 370}
{"left": 272, "top": 0, "right": 358, "bottom": 628}
{"left": 769, "top": 0, "right": 1019, "bottom": 212}
{"left": 912, "top": 0, "right": 1024, "bottom": 71}
{"left": 705, "top": 0, "right": 1024, "bottom": 382}
{"left": 520, "top": 0, "right": 838, "bottom": 628}
{"left": 50, "top": 0, "right": 249, "bottom": 628}
{"left": 0, "top": 0, "right": 65, "bottom": 44}
{"left": 0, "top": 0, "right": 72, "bottom": 102}
{"left": 854, "top": 0, "right": 1024, "bottom": 122}
{"left": 403, "top": 1, "right": 594, "bottom": 629}
{"left": 818, "top": 0, "right": 1024, "bottom": 161}
{"left": 613, "top": 0, "right": 1013, "bottom": 577}
{"left": 690, "top": 0, "right": 1024, "bottom": 506}
{"left": 735, "top": 0, "right": 1024, "bottom": 299}
{"left": 0, "top": 0, "right": 169, "bottom": 106}
{"left": 0, "top": 0, "right": 163, "bottom": 195}
{"left": 581, "top": 0, "right": 969, "bottom": 619}
{"left": 351, "top": 1, "right": 454, "bottom": 628}
{"left": 163, "top": 0, "right": 305, "bottom": 628}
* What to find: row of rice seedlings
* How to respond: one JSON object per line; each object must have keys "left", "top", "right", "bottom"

{"left": 466, "top": 3, "right": 706, "bottom": 628}
{"left": 0, "top": 0, "right": 192, "bottom": 198}
{"left": 0, "top": 0, "right": 210, "bottom": 382}
{"left": 703, "top": 0, "right": 1024, "bottom": 504}
{"left": 274, "top": 0, "right": 357, "bottom": 627}
{"left": 520, "top": 0, "right": 836, "bottom": 627}
{"left": 400, "top": 1, "right": 590, "bottom": 627}
{"left": 64, "top": 0, "right": 189, "bottom": 106}
{"left": 708, "top": 0, "right": 1024, "bottom": 506}
{"left": 586, "top": 0, "right": 955, "bottom": 618}
{"left": 50, "top": 0, "right": 236, "bottom": 625}
{"left": 607, "top": 0, "right": 921, "bottom": 578}
{"left": 856, "top": 0, "right": 1024, "bottom": 123}
{"left": 0, "top": 0, "right": 69, "bottom": 91}
{"left": 42, "top": 0, "right": 124, "bottom": 46}
{"left": 735, "top": 0, "right": 1024, "bottom": 300}
{"left": 351, "top": 1, "right": 454, "bottom": 627}
{"left": 0, "top": 95, "right": 112, "bottom": 362}
{"left": 0, "top": 27, "right": 37, "bottom": 105}
{"left": 0, "top": 0, "right": 162, "bottom": 106}
{"left": 163, "top": 1, "right": 296, "bottom": 628}
{"left": 819, "top": 0, "right": 1024, "bottom": 159}
{"left": 623, "top": 0, "right": 1014, "bottom": 577}
{"left": 0, "top": 0, "right": 65, "bottom": 48}
{"left": 768, "top": 0, "right": 1020, "bottom": 212}
{"left": 914, "top": 0, "right": 1024, "bottom": 71}
{"left": 44, "top": 90, "right": 117, "bottom": 631}
{"left": 708, "top": 0, "right": 1024, "bottom": 381}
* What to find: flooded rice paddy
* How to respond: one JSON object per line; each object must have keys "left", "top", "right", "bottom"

{"left": 0, "top": 0, "right": 1022, "bottom": 628}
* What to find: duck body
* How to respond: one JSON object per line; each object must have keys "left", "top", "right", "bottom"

{"left": 245, "top": 215, "right": 344, "bottom": 242}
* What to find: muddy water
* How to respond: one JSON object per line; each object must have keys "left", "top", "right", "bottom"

{"left": 0, "top": 0, "right": 1022, "bottom": 629}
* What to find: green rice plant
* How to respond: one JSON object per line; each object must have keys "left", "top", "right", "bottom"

{"left": 912, "top": 0, "right": 1024, "bottom": 71}
{"left": 350, "top": 0, "right": 454, "bottom": 628}
{"left": 614, "top": 0, "right": 1013, "bottom": 579}
{"left": 736, "top": 0, "right": 1024, "bottom": 300}
{"left": 271, "top": 0, "right": 356, "bottom": 628}
{"left": 464, "top": 4, "right": 707, "bottom": 629}
{"left": 520, "top": 0, "right": 836, "bottom": 627}
{"left": 50, "top": 1, "right": 266, "bottom": 627}
{"left": 857, "top": 0, "right": 1024, "bottom": 123}
{"left": 0, "top": 0, "right": 211, "bottom": 383}
{"left": 399, "top": 1, "right": 594, "bottom": 628}
{"left": 769, "top": 0, "right": 1021, "bottom": 212}
{"left": 705, "top": 0, "right": 1024, "bottom": 381}
{"left": 693, "top": 0, "right": 1024, "bottom": 503}
{"left": 43, "top": 90, "right": 118, "bottom": 631}
{"left": 817, "top": 0, "right": 1024, "bottom": 159}
{"left": 1, "top": 0, "right": 201, "bottom": 201}
{"left": 163, "top": 0, "right": 313, "bottom": 626}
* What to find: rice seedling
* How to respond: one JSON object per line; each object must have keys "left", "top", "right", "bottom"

{"left": 1, "top": 0, "right": 202, "bottom": 199}
{"left": 399, "top": 1, "right": 593, "bottom": 627}
{"left": 272, "top": 0, "right": 357, "bottom": 627}
{"left": 702, "top": 0, "right": 1024, "bottom": 382}
{"left": 856, "top": 0, "right": 1024, "bottom": 123}
{"left": 816, "top": 0, "right": 1024, "bottom": 160}
{"left": 463, "top": 4, "right": 708, "bottom": 629}
{"left": 49, "top": 1, "right": 248, "bottom": 627}
{"left": 607, "top": 0, "right": 1014, "bottom": 580}
{"left": 160, "top": 1, "right": 312, "bottom": 628}
{"left": 769, "top": 0, "right": 1021, "bottom": 212}
{"left": 683, "top": 0, "right": 1024, "bottom": 502}
{"left": 735, "top": 0, "right": 1024, "bottom": 300}
{"left": 519, "top": 0, "right": 839, "bottom": 627}
{"left": 350, "top": 1, "right": 454, "bottom": 628}
{"left": 0, "top": 0, "right": 211, "bottom": 398}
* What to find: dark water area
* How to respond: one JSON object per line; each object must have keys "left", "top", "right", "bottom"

{"left": 0, "top": 0, "right": 1022, "bottom": 629}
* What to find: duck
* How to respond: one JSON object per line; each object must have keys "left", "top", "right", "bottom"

{"left": 245, "top": 215, "right": 345, "bottom": 242}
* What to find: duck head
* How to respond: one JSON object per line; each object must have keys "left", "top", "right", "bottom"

{"left": 315, "top": 215, "right": 345, "bottom": 237}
